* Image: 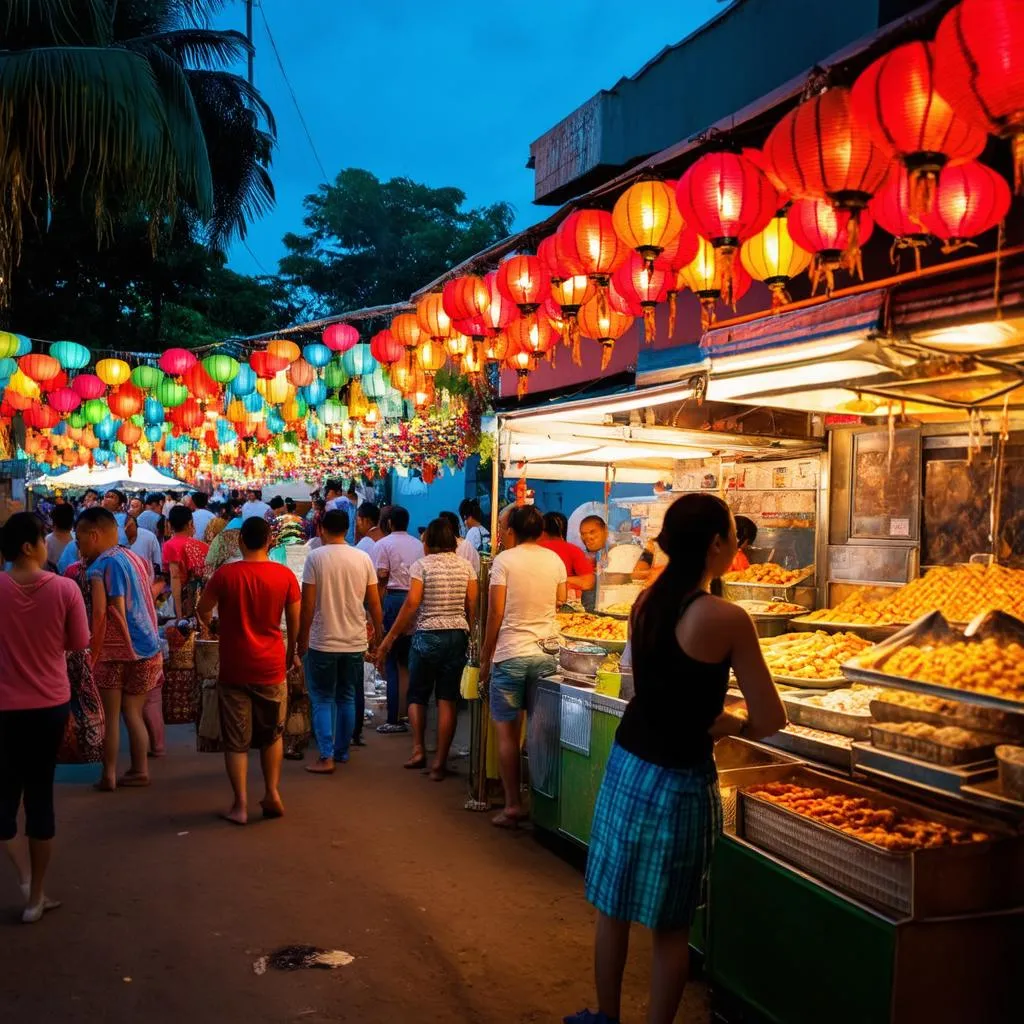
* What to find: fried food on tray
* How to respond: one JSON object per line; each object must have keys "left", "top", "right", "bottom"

{"left": 802, "top": 592, "right": 896, "bottom": 625}
{"left": 861, "top": 636, "right": 1024, "bottom": 703}
{"left": 801, "top": 686, "right": 883, "bottom": 715}
{"left": 760, "top": 631, "right": 872, "bottom": 680}
{"left": 736, "top": 600, "right": 807, "bottom": 615}
{"left": 871, "top": 720, "right": 995, "bottom": 749}
{"left": 601, "top": 602, "right": 634, "bottom": 615}
{"left": 557, "top": 614, "right": 628, "bottom": 643}
{"left": 874, "top": 689, "right": 961, "bottom": 715}
{"left": 780, "top": 724, "right": 854, "bottom": 748}
{"left": 723, "top": 562, "right": 810, "bottom": 586}
{"left": 880, "top": 564, "right": 1024, "bottom": 623}
{"left": 747, "top": 782, "right": 989, "bottom": 850}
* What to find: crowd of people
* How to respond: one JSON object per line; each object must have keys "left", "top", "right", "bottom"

{"left": 0, "top": 481, "right": 784, "bottom": 1024}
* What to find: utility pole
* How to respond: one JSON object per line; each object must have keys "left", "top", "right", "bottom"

{"left": 245, "top": 0, "right": 254, "bottom": 88}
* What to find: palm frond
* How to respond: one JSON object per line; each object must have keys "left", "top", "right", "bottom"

{"left": 1, "top": 0, "right": 111, "bottom": 46}
{"left": 132, "top": 27, "right": 252, "bottom": 70}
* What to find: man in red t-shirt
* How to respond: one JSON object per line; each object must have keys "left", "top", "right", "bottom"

{"left": 163, "top": 505, "right": 209, "bottom": 618}
{"left": 539, "top": 513, "right": 595, "bottom": 605}
{"left": 197, "top": 517, "right": 300, "bottom": 825}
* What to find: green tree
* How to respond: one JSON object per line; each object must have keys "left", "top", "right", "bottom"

{"left": 279, "top": 168, "right": 515, "bottom": 318}
{"left": 0, "top": 0, "right": 275, "bottom": 302}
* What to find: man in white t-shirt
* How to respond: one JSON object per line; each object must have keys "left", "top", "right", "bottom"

{"left": 355, "top": 501, "right": 384, "bottom": 557}
{"left": 241, "top": 487, "right": 272, "bottom": 522}
{"left": 372, "top": 505, "right": 425, "bottom": 733}
{"left": 298, "top": 507, "right": 383, "bottom": 773}
{"left": 187, "top": 491, "right": 216, "bottom": 543}
{"left": 459, "top": 498, "right": 490, "bottom": 554}
{"left": 480, "top": 505, "right": 566, "bottom": 828}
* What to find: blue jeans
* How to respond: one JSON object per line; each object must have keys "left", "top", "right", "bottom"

{"left": 382, "top": 591, "right": 412, "bottom": 725}
{"left": 304, "top": 649, "right": 365, "bottom": 761}
{"left": 408, "top": 630, "right": 468, "bottom": 705}
{"left": 489, "top": 653, "right": 558, "bottom": 723}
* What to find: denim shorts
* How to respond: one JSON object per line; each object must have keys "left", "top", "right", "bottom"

{"left": 489, "top": 653, "right": 557, "bottom": 723}
{"left": 408, "top": 629, "right": 468, "bottom": 705}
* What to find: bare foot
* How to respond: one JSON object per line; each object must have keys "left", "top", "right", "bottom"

{"left": 220, "top": 808, "right": 247, "bottom": 826}
{"left": 427, "top": 765, "right": 447, "bottom": 782}
{"left": 93, "top": 778, "right": 116, "bottom": 793}
{"left": 304, "top": 757, "right": 335, "bottom": 774}
{"left": 260, "top": 796, "right": 285, "bottom": 819}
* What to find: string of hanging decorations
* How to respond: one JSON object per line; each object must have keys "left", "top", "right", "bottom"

{"left": 3, "top": 0, "right": 1022, "bottom": 473}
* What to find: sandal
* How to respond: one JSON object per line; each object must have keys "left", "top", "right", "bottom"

{"left": 491, "top": 810, "right": 527, "bottom": 829}
{"left": 403, "top": 755, "right": 427, "bottom": 770}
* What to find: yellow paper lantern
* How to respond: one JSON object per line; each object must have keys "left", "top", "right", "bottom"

{"left": 226, "top": 399, "right": 249, "bottom": 423}
{"left": 96, "top": 358, "right": 131, "bottom": 387}
{"left": 445, "top": 331, "right": 470, "bottom": 359}
{"left": 281, "top": 395, "right": 302, "bottom": 422}
{"left": 416, "top": 292, "right": 453, "bottom": 342}
{"left": 612, "top": 178, "right": 684, "bottom": 266}
{"left": 267, "top": 339, "right": 301, "bottom": 364}
{"left": 8, "top": 368, "right": 40, "bottom": 398}
{"left": 416, "top": 338, "right": 448, "bottom": 375}
{"left": 577, "top": 295, "right": 634, "bottom": 371}
{"left": 348, "top": 378, "right": 369, "bottom": 420}
{"left": 740, "top": 213, "right": 811, "bottom": 308}
{"left": 256, "top": 371, "right": 292, "bottom": 405}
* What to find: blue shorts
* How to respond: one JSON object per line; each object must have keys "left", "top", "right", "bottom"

{"left": 489, "top": 653, "right": 557, "bottom": 723}
{"left": 408, "top": 630, "right": 468, "bottom": 705}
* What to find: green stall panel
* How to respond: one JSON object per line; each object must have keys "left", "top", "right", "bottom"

{"left": 531, "top": 790, "right": 559, "bottom": 833}
{"left": 558, "top": 708, "right": 620, "bottom": 845}
{"left": 707, "top": 836, "right": 895, "bottom": 1024}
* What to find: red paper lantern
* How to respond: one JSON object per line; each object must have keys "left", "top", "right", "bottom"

{"left": 920, "top": 160, "right": 1011, "bottom": 250}
{"left": 852, "top": 42, "right": 986, "bottom": 217}
{"left": 71, "top": 373, "right": 105, "bottom": 400}
{"left": 612, "top": 254, "right": 670, "bottom": 343}
{"left": 675, "top": 151, "right": 777, "bottom": 305}
{"left": 39, "top": 369, "right": 68, "bottom": 394}
{"left": 48, "top": 387, "right": 81, "bottom": 415}
{"left": 19, "top": 353, "right": 61, "bottom": 382}
{"left": 323, "top": 322, "right": 360, "bottom": 353}
{"left": 743, "top": 149, "right": 791, "bottom": 206}
{"left": 22, "top": 402, "right": 59, "bottom": 429}
{"left": 484, "top": 271, "right": 520, "bottom": 333}
{"left": 250, "top": 350, "right": 289, "bottom": 379}
{"left": 4, "top": 389, "right": 33, "bottom": 412}
{"left": 934, "top": 0, "right": 1024, "bottom": 191}
{"left": 174, "top": 398, "right": 204, "bottom": 430}
{"left": 608, "top": 277, "right": 642, "bottom": 317}
{"left": 549, "top": 274, "right": 595, "bottom": 365}
{"left": 159, "top": 347, "right": 196, "bottom": 376}
{"left": 556, "top": 210, "right": 629, "bottom": 317}
{"left": 416, "top": 291, "right": 453, "bottom": 342}
{"left": 442, "top": 275, "right": 490, "bottom": 323}
{"left": 118, "top": 421, "right": 143, "bottom": 446}
{"left": 107, "top": 382, "right": 144, "bottom": 419}
{"left": 788, "top": 198, "right": 875, "bottom": 294}
{"left": 370, "top": 328, "right": 404, "bottom": 365}
{"left": 653, "top": 214, "right": 702, "bottom": 337}
{"left": 183, "top": 362, "right": 219, "bottom": 400}
{"left": 495, "top": 254, "right": 550, "bottom": 315}
{"left": 577, "top": 295, "right": 635, "bottom": 370}
{"left": 869, "top": 163, "right": 933, "bottom": 269}
{"left": 506, "top": 314, "right": 557, "bottom": 358}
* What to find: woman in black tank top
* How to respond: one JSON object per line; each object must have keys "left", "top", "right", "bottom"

{"left": 566, "top": 494, "right": 785, "bottom": 1024}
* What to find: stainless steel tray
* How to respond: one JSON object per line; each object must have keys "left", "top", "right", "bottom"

{"left": 851, "top": 741, "right": 994, "bottom": 796}
{"left": 782, "top": 693, "right": 874, "bottom": 739}
{"left": 789, "top": 617, "right": 899, "bottom": 643}
{"left": 841, "top": 611, "right": 1024, "bottom": 716}
{"left": 760, "top": 727, "right": 853, "bottom": 770}
{"left": 772, "top": 673, "right": 848, "bottom": 690}
{"left": 722, "top": 577, "right": 816, "bottom": 608}
{"left": 869, "top": 696, "right": 1024, "bottom": 740}
{"left": 960, "top": 774, "right": 1024, "bottom": 815}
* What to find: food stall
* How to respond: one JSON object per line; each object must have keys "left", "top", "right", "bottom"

{"left": 494, "top": 253, "right": 1024, "bottom": 1023}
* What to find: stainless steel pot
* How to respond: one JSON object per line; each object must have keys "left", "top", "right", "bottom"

{"left": 558, "top": 641, "right": 608, "bottom": 678}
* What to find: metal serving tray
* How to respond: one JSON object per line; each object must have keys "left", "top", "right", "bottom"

{"left": 782, "top": 693, "right": 874, "bottom": 740}
{"left": 736, "top": 766, "right": 1024, "bottom": 919}
{"left": 851, "top": 742, "right": 995, "bottom": 796}
{"left": 722, "top": 575, "right": 816, "bottom": 609}
{"left": 841, "top": 611, "right": 1024, "bottom": 716}
{"left": 760, "top": 727, "right": 853, "bottom": 770}
{"left": 960, "top": 774, "right": 1024, "bottom": 815}
{"left": 788, "top": 616, "right": 899, "bottom": 643}
{"left": 869, "top": 696, "right": 1024, "bottom": 740}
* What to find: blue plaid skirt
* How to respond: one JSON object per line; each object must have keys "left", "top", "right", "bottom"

{"left": 585, "top": 742, "right": 721, "bottom": 930}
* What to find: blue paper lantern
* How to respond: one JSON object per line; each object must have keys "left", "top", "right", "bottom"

{"left": 0, "top": 356, "right": 16, "bottom": 380}
{"left": 306, "top": 415, "right": 323, "bottom": 441}
{"left": 300, "top": 379, "right": 327, "bottom": 407}
{"left": 51, "top": 419, "right": 67, "bottom": 436}
{"left": 14, "top": 334, "right": 32, "bottom": 357}
{"left": 94, "top": 416, "right": 120, "bottom": 442}
{"left": 144, "top": 398, "right": 165, "bottom": 424}
{"left": 302, "top": 343, "right": 331, "bottom": 368}
{"left": 242, "top": 391, "right": 264, "bottom": 414}
{"left": 361, "top": 367, "right": 389, "bottom": 399}
{"left": 229, "top": 363, "right": 257, "bottom": 397}
{"left": 341, "top": 343, "right": 377, "bottom": 377}
{"left": 145, "top": 423, "right": 164, "bottom": 443}
{"left": 267, "top": 410, "right": 286, "bottom": 434}
{"left": 51, "top": 341, "right": 90, "bottom": 370}
{"left": 94, "top": 448, "right": 114, "bottom": 464}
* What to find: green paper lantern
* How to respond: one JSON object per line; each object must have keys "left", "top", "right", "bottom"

{"left": 323, "top": 359, "right": 349, "bottom": 389}
{"left": 68, "top": 409, "right": 87, "bottom": 429}
{"left": 131, "top": 364, "right": 164, "bottom": 390}
{"left": 202, "top": 353, "right": 240, "bottom": 384}
{"left": 0, "top": 331, "right": 19, "bottom": 359}
{"left": 83, "top": 398, "right": 108, "bottom": 424}
{"left": 157, "top": 378, "right": 188, "bottom": 408}
{"left": 320, "top": 398, "right": 348, "bottom": 425}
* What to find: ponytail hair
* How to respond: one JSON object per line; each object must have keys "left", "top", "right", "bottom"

{"left": 631, "top": 494, "right": 732, "bottom": 678}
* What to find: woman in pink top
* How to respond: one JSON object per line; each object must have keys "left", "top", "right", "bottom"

{"left": 0, "top": 513, "right": 90, "bottom": 924}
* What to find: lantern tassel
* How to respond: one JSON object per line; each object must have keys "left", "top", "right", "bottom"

{"left": 908, "top": 168, "right": 938, "bottom": 222}
{"left": 643, "top": 304, "right": 656, "bottom": 344}
{"left": 517, "top": 372, "right": 529, "bottom": 400}
{"left": 600, "top": 343, "right": 613, "bottom": 372}
{"left": 1014, "top": 133, "right": 1024, "bottom": 195}
{"left": 547, "top": 344, "right": 557, "bottom": 370}
{"left": 571, "top": 321, "right": 582, "bottom": 367}
{"left": 127, "top": 448, "right": 134, "bottom": 476}
{"left": 769, "top": 283, "right": 791, "bottom": 310}
{"left": 699, "top": 297, "right": 716, "bottom": 333}
{"left": 597, "top": 281, "right": 608, "bottom": 321}
{"left": 842, "top": 211, "right": 863, "bottom": 272}
{"left": 668, "top": 292, "right": 677, "bottom": 338}
{"left": 714, "top": 246, "right": 735, "bottom": 307}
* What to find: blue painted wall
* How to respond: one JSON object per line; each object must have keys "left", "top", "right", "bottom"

{"left": 391, "top": 467, "right": 468, "bottom": 533}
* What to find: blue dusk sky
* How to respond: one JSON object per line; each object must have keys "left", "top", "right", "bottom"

{"left": 219, "top": 0, "right": 724, "bottom": 277}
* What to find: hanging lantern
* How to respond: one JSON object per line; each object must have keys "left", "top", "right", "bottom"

{"left": 675, "top": 150, "right": 777, "bottom": 306}
{"left": 851, "top": 42, "right": 987, "bottom": 219}
{"left": 118, "top": 421, "right": 143, "bottom": 447}
{"left": 416, "top": 291, "right": 454, "bottom": 348}
{"left": 226, "top": 399, "right": 249, "bottom": 424}
{"left": 8, "top": 368, "right": 39, "bottom": 398}
{"left": 159, "top": 348, "right": 196, "bottom": 376}
{"left": 612, "top": 178, "right": 684, "bottom": 268}
{"left": 145, "top": 423, "right": 164, "bottom": 444}
{"left": 370, "top": 329, "right": 404, "bottom": 365}
{"left": 71, "top": 373, "right": 105, "bottom": 400}
{"left": 608, "top": 276, "right": 642, "bottom": 316}
{"left": 549, "top": 275, "right": 594, "bottom": 364}
{"left": 82, "top": 398, "right": 108, "bottom": 424}
{"left": 556, "top": 210, "right": 630, "bottom": 318}
{"left": 250, "top": 350, "right": 289, "bottom": 379}
{"left": 920, "top": 160, "right": 1011, "bottom": 251}
{"left": 3, "top": 389, "right": 33, "bottom": 412}
{"left": 652, "top": 216, "right": 702, "bottom": 338}
{"left": 107, "top": 382, "right": 144, "bottom": 419}
{"left": 323, "top": 359, "right": 349, "bottom": 389}
{"left": 506, "top": 315, "right": 557, "bottom": 363}
{"left": 95, "top": 358, "right": 131, "bottom": 388}
{"left": 390, "top": 312, "right": 423, "bottom": 358}
{"left": 869, "top": 163, "right": 933, "bottom": 269}
{"left": 94, "top": 415, "right": 119, "bottom": 442}
{"left": 183, "top": 362, "right": 219, "bottom": 400}
{"left": 267, "top": 338, "right": 301, "bottom": 364}
{"left": 740, "top": 214, "right": 812, "bottom": 308}
{"left": 242, "top": 391, "right": 265, "bottom": 415}
{"left": 442, "top": 274, "right": 491, "bottom": 323}
{"left": 495, "top": 254, "right": 550, "bottom": 316}
{"left": 0, "top": 356, "right": 15, "bottom": 382}
{"left": 48, "top": 387, "right": 81, "bottom": 415}
{"left": 202, "top": 353, "right": 240, "bottom": 385}
{"left": 131, "top": 364, "right": 164, "bottom": 390}
{"left": 764, "top": 86, "right": 889, "bottom": 257}
{"left": 362, "top": 367, "right": 390, "bottom": 399}
{"left": 287, "top": 358, "right": 316, "bottom": 388}
{"left": 445, "top": 331, "right": 470, "bottom": 360}
{"left": 18, "top": 353, "right": 60, "bottom": 382}
{"left": 482, "top": 332, "right": 509, "bottom": 366}
{"left": 504, "top": 345, "right": 536, "bottom": 399}
{"left": 38, "top": 369, "right": 67, "bottom": 394}
{"left": 934, "top": 0, "right": 1024, "bottom": 191}
{"left": 22, "top": 403, "right": 59, "bottom": 430}
{"left": 144, "top": 398, "right": 165, "bottom": 424}
{"left": 301, "top": 379, "right": 328, "bottom": 407}
{"left": 0, "top": 332, "right": 20, "bottom": 358}
{"left": 320, "top": 398, "right": 348, "bottom": 426}
{"left": 50, "top": 341, "right": 90, "bottom": 371}
{"left": 612, "top": 254, "right": 670, "bottom": 343}
{"left": 228, "top": 363, "right": 257, "bottom": 397}
{"left": 416, "top": 338, "right": 448, "bottom": 375}
{"left": 176, "top": 398, "right": 204, "bottom": 430}
{"left": 461, "top": 347, "right": 483, "bottom": 376}
{"left": 302, "top": 343, "right": 332, "bottom": 368}
{"left": 677, "top": 238, "right": 753, "bottom": 329}
{"left": 341, "top": 343, "right": 378, "bottom": 377}
{"left": 157, "top": 378, "right": 188, "bottom": 408}
{"left": 257, "top": 371, "right": 292, "bottom": 406}
{"left": 787, "top": 198, "right": 875, "bottom": 295}
{"left": 347, "top": 378, "right": 370, "bottom": 420}
{"left": 577, "top": 295, "right": 635, "bottom": 370}
{"left": 323, "top": 322, "right": 360, "bottom": 353}
{"left": 281, "top": 394, "right": 307, "bottom": 423}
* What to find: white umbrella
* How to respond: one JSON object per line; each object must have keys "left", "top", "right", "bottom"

{"left": 29, "top": 461, "right": 187, "bottom": 491}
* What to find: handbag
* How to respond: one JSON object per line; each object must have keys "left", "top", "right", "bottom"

{"left": 196, "top": 680, "right": 222, "bottom": 753}
{"left": 460, "top": 664, "right": 480, "bottom": 700}
{"left": 57, "top": 651, "right": 105, "bottom": 764}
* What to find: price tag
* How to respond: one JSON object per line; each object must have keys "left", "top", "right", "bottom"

{"left": 890, "top": 517, "right": 911, "bottom": 538}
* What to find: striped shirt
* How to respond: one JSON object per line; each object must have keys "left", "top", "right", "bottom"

{"left": 409, "top": 553, "right": 474, "bottom": 632}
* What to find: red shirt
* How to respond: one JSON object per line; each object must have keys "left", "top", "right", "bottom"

{"left": 539, "top": 537, "right": 594, "bottom": 600}
{"left": 729, "top": 549, "right": 751, "bottom": 573}
{"left": 204, "top": 560, "right": 300, "bottom": 686}
{"left": 162, "top": 535, "right": 209, "bottom": 581}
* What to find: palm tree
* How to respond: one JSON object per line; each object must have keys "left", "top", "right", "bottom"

{"left": 0, "top": 0, "right": 275, "bottom": 303}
